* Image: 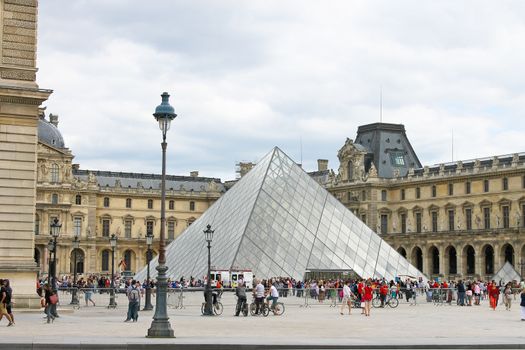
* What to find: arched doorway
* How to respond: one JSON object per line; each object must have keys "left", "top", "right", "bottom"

{"left": 411, "top": 247, "right": 423, "bottom": 272}
{"left": 34, "top": 248, "right": 41, "bottom": 267}
{"left": 445, "top": 246, "right": 457, "bottom": 275}
{"left": 70, "top": 248, "right": 85, "bottom": 274}
{"left": 123, "top": 249, "right": 135, "bottom": 273}
{"left": 397, "top": 247, "right": 407, "bottom": 259}
{"left": 430, "top": 246, "right": 440, "bottom": 275}
{"left": 101, "top": 250, "right": 110, "bottom": 272}
{"left": 482, "top": 245, "right": 494, "bottom": 275}
{"left": 502, "top": 244, "right": 515, "bottom": 266}
{"left": 464, "top": 245, "right": 475, "bottom": 275}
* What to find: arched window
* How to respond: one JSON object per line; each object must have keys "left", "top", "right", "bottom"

{"left": 412, "top": 247, "right": 423, "bottom": 272}
{"left": 75, "top": 195, "right": 82, "bottom": 205}
{"left": 446, "top": 246, "right": 457, "bottom": 275}
{"left": 51, "top": 193, "right": 58, "bottom": 204}
{"left": 430, "top": 247, "right": 440, "bottom": 275}
{"left": 70, "top": 248, "right": 85, "bottom": 274}
{"left": 465, "top": 245, "right": 475, "bottom": 275}
{"left": 50, "top": 163, "right": 59, "bottom": 183}
{"left": 34, "top": 248, "right": 41, "bottom": 267}
{"left": 101, "top": 250, "right": 110, "bottom": 271}
{"left": 397, "top": 247, "right": 407, "bottom": 259}
{"left": 503, "top": 244, "right": 514, "bottom": 266}
{"left": 124, "top": 250, "right": 133, "bottom": 272}
{"left": 484, "top": 245, "right": 494, "bottom": 274}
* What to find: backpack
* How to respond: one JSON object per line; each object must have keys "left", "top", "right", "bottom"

{"left": 128, "top": 288, "right": 138, "bottom": 302}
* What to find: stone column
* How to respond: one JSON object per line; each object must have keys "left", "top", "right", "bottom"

{"left": 439, "top": 245, "right": 446, "bottom": 279}
{"left": 0, "top": 0, "right": 52, "bottom": 307}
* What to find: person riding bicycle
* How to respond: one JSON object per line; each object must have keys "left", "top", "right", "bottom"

{"left": 379, "top": 282, "right": 389, "bottom": 307}
{"left": 266, "top": 281, "right": 280, "bottom": 312}
{"left": 235, "top": 281, "right": 247, "bottom": 316}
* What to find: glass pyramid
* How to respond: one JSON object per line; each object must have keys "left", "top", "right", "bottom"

{"left": 492, "top": 262, "right": 521, "bottom": 284}
{"left": 135, "top": 147, "right": 426, "bottom": 282}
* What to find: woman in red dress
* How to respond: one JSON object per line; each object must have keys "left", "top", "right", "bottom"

{"left": 488, "top": 281, "right": 499, "bottom": 311}
{"left": 363, "top": 281, "right": 373, "bottom": 316}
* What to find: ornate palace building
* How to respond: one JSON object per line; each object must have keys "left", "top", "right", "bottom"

{"left": 322, "top": 122, "right": 525, "bottom": 281}
{"left": 34, "top": 112, "right": 224, "bottom": 277}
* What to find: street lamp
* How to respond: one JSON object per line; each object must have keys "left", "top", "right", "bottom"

{"left": 143, "top": 233, "right": 154, "bottom": 311}
{"left": 49, "top": 218, "right": 61, "bottom": 288}
{"left": 108, "top": 233, "right": 118, "bottom": 308}
{"left": 203, "top": 224, "right": 215, "bottom": 316}
{"left": 70, "top": 235, "right": 80, "bottom": 305}
{"left": 147, "top": 92, "right": 176, "bottom": 338}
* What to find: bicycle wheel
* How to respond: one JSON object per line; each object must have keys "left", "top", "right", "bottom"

{"left": 214, "top": 302, "right": 223, "bottom": 315}
{"left": 262, "top": 304, "right": 270, "bottom": 317}
{"left": 242, "top": 303, "right": 249, "bottom": 317}
{"left": 372, "top": 297, "right": 381, "bottom": 308}
{"left": 249, "top": 302, "right": 257, "bottom": 316}
{"left": 201, "top": 303, "right": 205, "bottom": 315}
{"left": 273, "top": 302, "right": 285, "bottom": 316}
{"left": 388, "top": 298, "right": 399, "bottom": 308}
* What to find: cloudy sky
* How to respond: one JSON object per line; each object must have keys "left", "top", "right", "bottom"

{"left": 37, "top": 1, "right": 525, "bottom": 181}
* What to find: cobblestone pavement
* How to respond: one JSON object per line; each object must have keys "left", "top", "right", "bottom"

{"left": 0, "top": 292, "right": 523, "bottom": 348}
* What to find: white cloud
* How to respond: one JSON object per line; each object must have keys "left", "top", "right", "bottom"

{"left": 37, "top": 1, "right": 525, "bottom": 180}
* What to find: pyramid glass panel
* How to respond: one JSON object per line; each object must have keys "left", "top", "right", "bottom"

{"left": 492, "top": 262, "right": 521, "bottom": 284}
{"left": 136, "top": 147, "right": 426, "bottom": 282}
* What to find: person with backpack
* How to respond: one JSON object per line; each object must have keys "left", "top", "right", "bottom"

{"left": 125, "top": 280, "right": 140, "bottom": 322}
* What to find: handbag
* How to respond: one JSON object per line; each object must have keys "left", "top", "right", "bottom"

{"left": 49, "top": 294, "right": 58, "bottom": 305}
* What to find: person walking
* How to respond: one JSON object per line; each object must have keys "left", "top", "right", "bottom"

{"left": 125, "top": 280, "right": 140, "bottom": 322}
{"left": 340, "top": 280, "right": 354, "bottom": 315}
{"left": 488, "top": 281, "right": 499, "bottom": 311}
{"left": 0, "top": 279, "right": 14, "bottom": 326}
{"left": 457, "top": 280, "right": 466, "bottom": 306}
{"left": 2, "top": 279, "right": 14, "bottom": 326}
{"left": 43, "top": 283, "right": 56, "bottom": 324}
{"left": 520, "top": 288, "right": 525, "bottom": 321}
{"left": 235, "top": 281, "right": 247, "bottom": 316}
{"left": 84, "top": 278, "right": 96, "bottom": 307}
{"left": 362, "top": 281, "right": 373, "bottom": 317}
{"left": 503, "top": 283, "right": 512, "bottom": 311}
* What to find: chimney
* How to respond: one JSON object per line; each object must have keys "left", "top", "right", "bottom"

{"left": 190, "top": 171, "right": 199, "bottom": 177}
{"left": 49, "top": 113, "right": 59, "bottom": 127}
{"left": 72, "top": 164, "right": 80, "bottom": 171}
{"left": 317, "top": 159, "right": 328, "bottom": 171}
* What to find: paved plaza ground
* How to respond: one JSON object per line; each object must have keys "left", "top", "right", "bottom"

{"left": 0, "top": 291, "right": 524, "bottom": 349}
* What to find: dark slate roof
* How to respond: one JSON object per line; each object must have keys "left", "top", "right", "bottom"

{"left": 411, "top": 153, "right": 525, "bottom": 177}
{"left": 73, "top": 169, "right": 225, "bottom": 192}
{"left": 308, "top": 169, "right": 331, "bottom": 186}
{"left": 38, "top": 117, "right": 65, "bottom": 148}
{"left": 354, "top": 123, "right": 422, "bottom": 179}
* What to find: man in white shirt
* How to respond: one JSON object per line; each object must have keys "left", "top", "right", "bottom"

{"left": 253, "top": 279, "right": 265, "bottom": 315}
{"left": 266, "top": 281, "right": 280, "bottom": 311}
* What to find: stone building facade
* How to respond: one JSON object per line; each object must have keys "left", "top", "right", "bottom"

{"left": 325, "top": 122, "right": 525, "bottom": 281}
{"left": 34, "top": 113, "right": 224, "bottom": 277}
{"left": 0, "top": 0, "right": 52, "bottom": 308}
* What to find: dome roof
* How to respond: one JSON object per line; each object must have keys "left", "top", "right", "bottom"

{"left": 38, "top": 117, "right": 65, "bottom": 148}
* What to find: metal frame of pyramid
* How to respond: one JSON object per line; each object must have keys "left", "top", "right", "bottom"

{"left": 492, "top": 262, "right": 521, "bottom": 284}
{"left": 135, "top": 147, "right": 426, "bottom": 282}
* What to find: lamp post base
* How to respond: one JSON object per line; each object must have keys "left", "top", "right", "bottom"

{"left": 147, "top": 320, "right": 175, "bottom": 338}
{"left": 143, "top": 287, "right": 153, "bottom": 311}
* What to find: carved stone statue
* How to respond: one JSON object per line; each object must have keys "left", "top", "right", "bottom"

{"left": 368, "top": 163, "right": 378, "bottom": 178}
{"left": 88, "top": 172, "right": 96, "bottom": 184}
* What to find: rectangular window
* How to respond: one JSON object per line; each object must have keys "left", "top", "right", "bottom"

{"left": 401, "top": 189, "right": 405, "bottom": 201}
{"left": 483, "top": 179, "right": 489, "bottom": 193}
{"left": 75, "top": 195, "right": 82, "bottom": 205}
{"left": 380, "top": 215, "right": 388, "bottom": 234}
{"left": 415, "top": 212, "right": 422, "bottom": 233}
{"left": 416, "top": 187, "right": 420, "bottom": 199}
{"left": 465, "top": 208, "right": 472, "bottom": 231}
{"left": 125, "top": 220, "right": 132, "bottom": 238}
{"left": 381, "top": 190, "right": 387, "bottom": 201}
{"left": 169, "top": 200, "right": 175, "bottom": 210}
{"left": 126, "top": 198, "right": 132, "bottom": 209}
{"left": 148, "top": 199, "right": 153, "bottom": 209}
{"left": 502, "top": 206, "right": 509, "bottom": 229}
{"left": 35, "top": 215, "right": 40, "bottom": 235}
{"left": 51, "top": 194, "right": 58, "bottom": 204}
{"left": 361, "top": 190, "right": 366, "bottom": 201}
{"left": 431, "top": 186, "right": 436, "bottom": 198}
{"left": 466, "top": 182, "right": 471, "bottom": 194}
{"left": 448, "top": 210, "right": 455, "bottom": 231}
{"left": 146, "top": 221, "right": 154, "bottom": 236}
{"left": 360, "top": 214, "right": 366, "bottom": 224}
{"left": 431, "top": 212, "right": 438, "bottom": 232}
{"left": 102, "top": 219, "right": 110, "bottom": 237}
{"left": 448, "top": 183, "right": 453, "bottom": 196}
{"left": 522, "top": 204, "right": 525, "bottom": 228}
{"left": 502, "top": 177, "right": 508, "bottom": 191}
{"left": 483, "top": 207, "right": 491, "bottom": 229}
{"left": 190, "top": 201, "right": 195, "bottom": 211}
{"left": 74, "top": 217, "right": 82, "bottom": 236}
{"left": 168, "top": 221, "right": 175, "bottom": 240}
{"left": 401, "top": 213, "right": 406, "bottom": 233}
{"left": 103, "top": 197, "right": 110, "bottom": 208}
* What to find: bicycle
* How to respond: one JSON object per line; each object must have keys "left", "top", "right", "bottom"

{"left": 235, "top": 296, "right": 249, "bottom": 317}
{"left": 372, "top": 293, "right": 399, "bottom": 308}
{"left": 250, "top": 297, "right": 268, "bottom": 316}
{"left": 265, "top": 297, "right": 285, "bottom": 316}
{"left": 201, "top": 290, "right": 223, "bottom": 315}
